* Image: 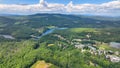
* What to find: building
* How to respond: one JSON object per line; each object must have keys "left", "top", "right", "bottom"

{"left": 106, "top": 55, "right": 120, "bottom": 63}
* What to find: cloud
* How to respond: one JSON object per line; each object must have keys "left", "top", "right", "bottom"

{"left": 66, "top": 1, "right": 120, "bottom": 16}
{"left": 0, "top": 0, "right": 120, "bottom": 16}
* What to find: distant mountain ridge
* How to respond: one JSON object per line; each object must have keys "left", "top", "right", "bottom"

{"left": 0, "top": 13, "right": 120, "bottom": 28}
{"left": 0, "top": 13, "right": 120, "bottom": 21}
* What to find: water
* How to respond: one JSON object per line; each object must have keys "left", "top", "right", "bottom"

{"left": 42, "top": 29, "right": 55, "bottom": 36}
{"left": 110, "top": 42, "right": 120, "bottom": 48}
{"left": 42, "top": 28, "right": 67, "bottom": 36}
{"left": 0, "top": 35, "right": 15, "bottom": 39}
{"left": 36, "top": 28, "right": 67, "bottom": 39}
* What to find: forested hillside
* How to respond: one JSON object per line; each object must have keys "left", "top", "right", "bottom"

{"left": 0, "top": 14, "right": 120, "bottom": 68}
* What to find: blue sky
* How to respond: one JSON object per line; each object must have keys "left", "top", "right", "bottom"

{"left": 0, "top": 0, "right": 120, "bottom": 16}
{"left": 0, "top": 0, "right": 114, "bottom": 4}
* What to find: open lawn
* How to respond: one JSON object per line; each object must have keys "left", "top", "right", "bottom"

{"left": 69, "top": 28, "right": 97, "bottom": 33}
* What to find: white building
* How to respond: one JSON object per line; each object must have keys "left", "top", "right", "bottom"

{"left": 106, "top": 55, "right": 120, "bottom": 63}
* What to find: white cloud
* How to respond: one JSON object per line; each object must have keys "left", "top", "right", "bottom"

{"left": 0, "top": 0, "right": 120, "bottom": 16}
{"left": 66, "top": 1, "right": 73, "bottom": 12}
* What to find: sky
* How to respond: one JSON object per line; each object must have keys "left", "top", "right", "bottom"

{"left": 0, "top": 0, "right": 120, "bottom": 16}
{"left": 0, "top": 0, "right": 115, "bottom": 4}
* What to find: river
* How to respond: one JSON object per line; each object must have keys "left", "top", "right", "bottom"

{"left": 36, "top": 28, "right": 67, "bottom": 39}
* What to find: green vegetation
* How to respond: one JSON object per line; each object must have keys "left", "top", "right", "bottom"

{"left": 0, "top": 14, "right": 120, "bottom": 40}
{"left": 31, "top": 60, "right": 53, "bottom": 68}
{"left": 69, "top": 28, "right": 96, "bottom": 33}
{"left": 0, "top": 14, "right": 120, "bottom": 68}
{"left": 0, "top": 27, "right": 120, "bottom": 68}
{"left": 0, "top": 39, "right": 119, "bottom": 68}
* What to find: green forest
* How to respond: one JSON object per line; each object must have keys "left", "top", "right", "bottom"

{"left": 0, "top": 14, "right": 120, "bottom": 68}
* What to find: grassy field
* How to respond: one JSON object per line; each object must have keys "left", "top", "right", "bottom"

{"left": 31, "top": 60, "right": 52, "bottom": 68}
{"left": 68, "top": 28, "right": 97, "bottom": 33}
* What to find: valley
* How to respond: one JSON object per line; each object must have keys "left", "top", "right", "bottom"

{"left": 0, "top": 14, "right": 120, "bottom": 68}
